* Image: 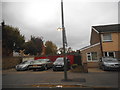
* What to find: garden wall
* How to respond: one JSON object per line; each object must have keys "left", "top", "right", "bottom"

{"left": 2, "top": 57, "right": 22, "bottom": 70}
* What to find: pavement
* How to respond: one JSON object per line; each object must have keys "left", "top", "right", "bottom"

{"left": 2, "top": 68, "right": 120, "bottom": 88}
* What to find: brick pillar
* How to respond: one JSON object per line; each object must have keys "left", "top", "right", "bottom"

{"left": 83, "top": 63, "right": 88, "bottom": 73}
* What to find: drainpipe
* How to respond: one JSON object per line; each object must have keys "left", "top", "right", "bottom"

{"left": 99, "top": 32, "right": 103, "bottom": 57}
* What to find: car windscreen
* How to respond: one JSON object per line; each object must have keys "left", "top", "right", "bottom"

{"left": 103, "top": 58, "right": 118, "bottom": 62}
{"left": 21, "top": 61, "right": 31, "bottom": 64}
{"left": 31, "top": 60, "right": 41, "bottom": 64}
{"left": 55, "top": 58, "right": 64, "bottom": 63}
{"left": 37, "top": 59, "right": 49, "bottom": 62}
{"left": 31, "top": 59, "right": 49, "bottom": 64}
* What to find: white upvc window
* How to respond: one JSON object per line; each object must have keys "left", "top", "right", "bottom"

{"left": 87, "top": 53, "right": 92, "bottom": 61}
{"left": 101, "top": 33, "right": 112, "bottom": 42}
{"left": 103, "top": 52, "right": 115, "bottom": 58}
{"left": 87, "top": 52, "right": 98, "bottom": 62}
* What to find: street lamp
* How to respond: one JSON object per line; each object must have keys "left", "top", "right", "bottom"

{"left": 61, "top": 0, "right": 68, "bottom": 81}
{"left": 57, "top": 27, "right": 63, "bottom": 31}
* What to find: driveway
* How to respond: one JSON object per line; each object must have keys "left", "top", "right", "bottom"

{"left": 88, "top": 68, "right": 106, "bottom": 72}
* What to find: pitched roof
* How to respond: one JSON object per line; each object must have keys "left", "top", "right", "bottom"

{"left": 80, "top": 43, "right": 100, "bottom": 51}
{"left": 92, "top": 24, "right": 120, "bottom": 33}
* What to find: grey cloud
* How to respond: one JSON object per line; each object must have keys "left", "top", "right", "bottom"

{"left": 2, "top": 1, "right": 118, "bottom": 50}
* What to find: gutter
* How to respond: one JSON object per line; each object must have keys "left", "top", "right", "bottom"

{"left": 99, "top": 32, "right": 103, "bottom": 57}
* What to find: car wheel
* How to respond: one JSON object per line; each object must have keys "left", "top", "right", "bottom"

{"left": 25, "top": 66, "right": 29, "bottom": 70}
{"left": 16, "top": 69, "right": 20, "bottom": 71}
{"left": 102, "top": 66, "right": 107, "bottom": 71}
{"left": 99, "top": 65, "right": 102, "bottom": 69}
{"left": 43, "top": 65, "right": 48, "bottom": 70}
{"left": 53, "top": 69, "right": 56, "bottom": 71}
{"left": 23, "top": 68, "right": 28, "bottom": 71}
{"left": 33, "top": 69, "right": 36, "bottom": 71}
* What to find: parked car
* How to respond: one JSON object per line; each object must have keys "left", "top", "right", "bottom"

{"left": 53, "top": 57, "right": 70, "bottom": 71}
{"left": 99, "top": 57, "right": 120, "bottom": 71}
{"left": 15, "top": 60, "right": 34, "bottom": 71}
{"left": 28, "top": 59, "right": 53, "bottom": 71}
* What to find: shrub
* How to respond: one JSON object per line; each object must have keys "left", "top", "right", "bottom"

{"left": 70, "top": 64, "right": 84, "bottom": 73}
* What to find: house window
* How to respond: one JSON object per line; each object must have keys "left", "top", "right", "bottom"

{"left": 87, "top": 53, "right": 92, "bottom": 61}
{"left": 87, "top": 52, "right": 98, "bottom": 61}
{"left": 102, "top": 33, "right": 112, "bottom": 42}
{"left": 104, "top": 52, "right": 108, "bottom": 57}
{"left": 103, "top": 52, "right": 115, "bottom": 58}
{"left": 91, "top": 52, "right": 97, "bottom": 61}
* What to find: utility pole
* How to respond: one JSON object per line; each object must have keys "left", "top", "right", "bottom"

{"left": 61, "top": 0, "right": 68, "bottom": 80}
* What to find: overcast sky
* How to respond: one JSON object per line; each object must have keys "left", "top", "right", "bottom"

{"left": 1, "top": 0, "right": 119, "bottom": 50}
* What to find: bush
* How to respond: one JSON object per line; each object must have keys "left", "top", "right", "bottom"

{"left": 70, "top": 64, "right": 84, "bottom": 73}
{"left": 71, "top": 64, "right": 78, "bottom": 69}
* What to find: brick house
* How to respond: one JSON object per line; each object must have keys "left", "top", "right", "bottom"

{"left": 80, "top": 24, "right": 120, "bottom": 68}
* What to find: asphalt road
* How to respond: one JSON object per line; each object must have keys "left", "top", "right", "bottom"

{"left": 2, "top": 68, "right": 120, "bottom": 88}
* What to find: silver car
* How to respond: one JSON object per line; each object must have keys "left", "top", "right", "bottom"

{"left": 28, "top": 59, "right": 53, "bottom": 71}
{"left": 16, "top": 60, "right": 34, "bottom": 71}
{"left": 99, "top": 57, "right": 120, "bottom": 71}
{"left": 53, "top": 57, "right": 70, "bottom": 71}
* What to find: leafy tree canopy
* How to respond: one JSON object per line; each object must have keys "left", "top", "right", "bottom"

{"left": 2, "top": 24, "right": 25, "bottom": 56}
{"left": 24, "top": 36, "right": 43, "bottom": 55}
{"left": 45, "top": 41, "right": 57, "bottom": 55}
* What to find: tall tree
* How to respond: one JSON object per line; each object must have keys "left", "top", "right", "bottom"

{"left": 2, "top": 22, "right": 25, "bottom": 56}
{"left": 24, "top": 36, "right": 43, "bottom": 55}
{"left": 45, "top": 41, "right": 57, "bottom": 55}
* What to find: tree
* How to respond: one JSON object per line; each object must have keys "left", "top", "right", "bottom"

{"left": 2, "top": 22, "right": 25, "bottom": 56}
{"left": 24, "top": 36, "right": 43, "bottom": 55}
{"left": 45, "top": 41, "right": 57, "bottom": 55}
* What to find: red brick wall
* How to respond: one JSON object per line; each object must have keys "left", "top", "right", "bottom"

{"left": 81, "top": 44, "right": 101, "bottom": 68}
{"left": 90, "top": 28, "right": 100, "bottom": 45}
{"left": 102, "top": 33, "right": 119, "bottom": 52}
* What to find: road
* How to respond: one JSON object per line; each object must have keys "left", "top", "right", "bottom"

{"left": 2, "top": 68, "right": 120, "bottom": 88}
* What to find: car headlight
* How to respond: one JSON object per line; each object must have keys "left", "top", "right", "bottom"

{"left": 16, "top": 65, "right": 18, "bottom": 68}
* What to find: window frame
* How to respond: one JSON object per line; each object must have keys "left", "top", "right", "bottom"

{"left": 101, "top": 33, "right": 112, "bottom": 42}
{"left": 87, "top": 53, "right": 92, "bottom": 62}
{"left": 103, "top": 52, "right": 115, "bottom": 58}
{"left": 86, "top": 52, "right": 98, "bottom": 62}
